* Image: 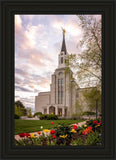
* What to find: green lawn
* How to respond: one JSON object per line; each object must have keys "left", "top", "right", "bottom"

{"left": 15, "top": 119, "right": 83, "bottom": 135}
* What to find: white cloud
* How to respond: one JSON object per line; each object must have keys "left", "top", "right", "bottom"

{"left": 52, "top": 16, "right": 82, "bottom": 37}
{"left": 24, "top": 24, "right": 46, "bottom": 49}
{"left": 15, "top": 15, "right": 101, "bottom": 111}
{"left": 66, "top": 23, "right": 82, "bottom": 37}
{"left": 15, "top": 15, "right": 83, "bottom": 111}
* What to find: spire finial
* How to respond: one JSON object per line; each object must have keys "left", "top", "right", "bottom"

{"left": 61, "top": 27, "right": 66, "bottom": 36}
{"left": 61, "top": 27, "right": 67, "bottom": 54}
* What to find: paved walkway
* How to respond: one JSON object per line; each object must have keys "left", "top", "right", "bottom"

{"left": 76, "top": 120, "right": 86, "bottom": 127}
{"left": 15, "top": 121, "right": 87, "bottom": 141}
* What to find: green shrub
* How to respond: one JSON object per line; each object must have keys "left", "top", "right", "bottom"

{"left": 39, "top": 114, "right": 58, "bottom": 120}
{"left": 54, "top": 123, "right": 72, "bottom": 145}
{"left": 14, "top": 114, "right": 20, "bottom": 119}
{"left": 58, "top": 117, "right": 67, "bottom": 120}
{"left": 72, "top": 117, "right": 78, "bottom": 120}
{"left": 82, "top": 111, "right": 96, "bottom": 116}
{"left": 84, "top": 131, "right": 101, "bottom": 145}
{"left": 39, "top": 114, "right": 46, "bottom": 120}
{"left": 71, "top": 138, "right": 83, "bottom": 145}
{"left": 55, "top": 123, "right": 71, "bottom": 137}
{"left": 33, "top": 112, "right": 42, "bottom": 117}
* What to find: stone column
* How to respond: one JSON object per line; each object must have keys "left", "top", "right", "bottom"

{"left": 62, "top": 107, "right": 65, "bottom": 117}
{"left": 55, "top": 106, "right": 58, "bottom": 115}
{"left": 42, "top": 108, "right": 44, "bottom": 114}
{"left": 47, "top": 106, "right": 49, "bottom": 114}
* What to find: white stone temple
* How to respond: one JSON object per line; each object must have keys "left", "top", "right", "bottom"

{"left": 35, "top": 29, "right": 91, "bottom": 117}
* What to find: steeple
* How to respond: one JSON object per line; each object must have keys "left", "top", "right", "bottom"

{"left": 61, "top": 28, "right": 67, "bottom": 55}
{"left": 58, "top": 28, "right": 69, "bottom": 68}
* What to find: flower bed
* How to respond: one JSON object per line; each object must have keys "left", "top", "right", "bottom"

{"left": 15, "top": 118, "right": 102, "bottom": 146}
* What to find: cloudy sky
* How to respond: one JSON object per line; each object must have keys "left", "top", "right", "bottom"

{"left": 15, "top": 14, "right": 101, "bottom": 112}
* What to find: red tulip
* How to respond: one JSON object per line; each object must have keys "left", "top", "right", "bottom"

{"left": 52, "top": 135, "right": 56, "bottom": 138}
{"left": 73, "top": 125, "right": 78, "bottom": 130}
{"left": 25, "top": 133, "right": 30, "bottom": 138}
{"left": 93, "top": 120, "right": 98, "bottom": 124}
{"left": 88, "top": 126, "right": 92, "bottom": 130}
{"left": 50, "top": 130, "right": 56, "bottom": 134}
{"left": 19, "top": 133, "right": 26, "bottom": 137}
{"left": 97, "top": 122, "right": 101, "bottom": 125}
{"left": 82, "top": 131, "right": 86, "bottom": 135}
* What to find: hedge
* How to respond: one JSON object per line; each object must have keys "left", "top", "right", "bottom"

{"left": 82, "top": 111, "right": 96, "bottom": 116}
{"left": 39, "top": 114, "right": 58, "bottom": 120}
{"left": 33, "top": 112, "right": 42, "bottom": 117}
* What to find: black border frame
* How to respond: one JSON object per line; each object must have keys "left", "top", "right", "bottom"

{"left": 0, "top": 0, "right": 115, "bottom": 159}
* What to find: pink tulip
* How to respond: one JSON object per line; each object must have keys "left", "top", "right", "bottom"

{"left": 51, "top": 122, "right": 54, "bottom": 124}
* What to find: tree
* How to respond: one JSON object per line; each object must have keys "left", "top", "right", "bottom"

{"left": 82, "top": 87, "right": 101, "bottom": 113}
{"left": 27, "top": 108, "right": 33, "bottom": 118}
{"left": 65, "top": 15, "right": 101, "bottom": 88}
{"left": 15, "top": 100, "right": 27, "bottom": 115}
{"left": 72, "top": 100, "right": 83, "bottom": 118}
{"left": 15, "top": 104, "right": 24, "bottom": 117}
{"left": 15, "top": 100, "right": 25, "bottom": 108}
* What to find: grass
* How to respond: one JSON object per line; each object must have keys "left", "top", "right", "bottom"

{"left": 15, "top": 119, "right": 84, "bottom": 135}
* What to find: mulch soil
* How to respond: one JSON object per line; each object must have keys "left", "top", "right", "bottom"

{"left": 71, "top": 132, "right": 87, "bottom": 144}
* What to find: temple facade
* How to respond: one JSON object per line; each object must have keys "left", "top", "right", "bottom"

{"left": 35, "top": 29, "right": 88, "bottom": 117}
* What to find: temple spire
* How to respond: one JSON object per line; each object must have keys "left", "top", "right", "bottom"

{"left": 58, "top": 28, "right": 68, "bottom": 68}
{"left": 61, "top": 28, "right": 67, "bottom": 55}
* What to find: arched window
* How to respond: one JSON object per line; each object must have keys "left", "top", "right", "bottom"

{"left": 59, "top": 72, "right": 63, "bottom": 76}
{"left": 61, "top": 57, "right": 63, "bottom": 64}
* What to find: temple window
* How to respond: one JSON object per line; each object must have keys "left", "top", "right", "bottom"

{"left": 58, "top": 79, "right": 63, "bottom": 104}
{"left": 61, "top": 57, "right": 63, "bottom": 64}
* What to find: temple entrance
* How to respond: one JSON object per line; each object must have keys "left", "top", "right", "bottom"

{"left": 49, "top": 106, "right": 55, "bottom": 114}
{"left": 58, "top": 108, "right": 62, "bottom": 116}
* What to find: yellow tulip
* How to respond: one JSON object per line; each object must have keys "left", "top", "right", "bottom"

{"left": 95, "top": 124, "right": 100, "bottom": 128}
{"left": 43, "top": 129, "right": 50, "bottom": 133}
{"left": 59, "top": 134, "right": 67, "bottom": 138}
{"left": 70, "top": 129, "right": 77, "bottom": 133}
{"left": 30, "top": 133, "right": 37, "bottom": 138}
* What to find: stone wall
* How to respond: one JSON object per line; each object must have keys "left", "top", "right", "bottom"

{"left": 35, "top": 92, "right": 51, "bottom": 113}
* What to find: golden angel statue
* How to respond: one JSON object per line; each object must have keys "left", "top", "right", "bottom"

{"left": 61, "top": 27, "right": 66, "bottom": 36}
